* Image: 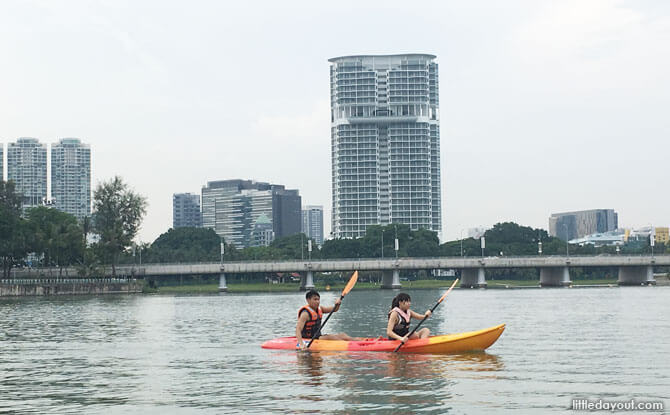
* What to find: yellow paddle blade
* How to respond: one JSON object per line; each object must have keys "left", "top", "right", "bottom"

{"left": 341, "top": 271, "right": 358, "bottom": 296}
{"left": 437, "top": 278, "right": 459, "bottom": 304}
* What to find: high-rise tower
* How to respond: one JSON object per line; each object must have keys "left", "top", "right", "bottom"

{"left": 7, "top": 138, "right": 48, "bottom": 210}
{"left": 51, "top": 138, "right": 91, "bottom": 220}
{"left": 329, "top": 54, "right": 441, "bottom": 238}
{"left": 173, "top": 193, "right": 202, "bottom": 228}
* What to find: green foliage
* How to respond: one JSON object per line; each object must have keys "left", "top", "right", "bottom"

{"left": 25, "top": 206, "right": 84, "bottom": 271}
{"left": 321, "top": 238, "right": 362, "bottom": 259}
{"left": 76, "top": 247, "right": 104, "bottom": 278}
{"left": 0, "top": 181, "right": 30, "bottom": 277}
{"left": 145, "top": 227, "right": 221, "bottom": 262}
{"left": 92, "top": 176, "right": 147, "bottom": 274}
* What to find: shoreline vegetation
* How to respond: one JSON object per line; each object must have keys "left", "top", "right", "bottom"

{"left": 147, "top": 278, "right": 621, "bottom": 294}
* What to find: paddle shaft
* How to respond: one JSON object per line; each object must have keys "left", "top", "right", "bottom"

{"left": 393, "top": 279, "right": 459, "bottom": 352}
{"left": 392, "top": 301, "right": 440, "bottom": 352}
{"left": 305, "top": 271, "right": 358, "bottom": 349}
{"left": 306, "top": 294, "right": 342, "bottom": 348}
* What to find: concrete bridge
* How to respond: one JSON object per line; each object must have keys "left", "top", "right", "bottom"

{"left": 10, "top": 255, "right": 667, "bottom": 291}
{"left": 46, "top": 254, "right": 666, "bottom": 291}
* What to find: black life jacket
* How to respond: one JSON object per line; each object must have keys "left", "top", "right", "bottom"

{"left": 389, "top": 307, "right": 411, "bottom": 338}
{"left": 299, "top": 305, "right": 323, "bottom": 339}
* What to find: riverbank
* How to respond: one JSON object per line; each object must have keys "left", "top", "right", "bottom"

{"left": 1, "top": 279, "right": 142, "bottom": 297}
{"left": 149, "top": 278, "right": 620, "bottom": 294}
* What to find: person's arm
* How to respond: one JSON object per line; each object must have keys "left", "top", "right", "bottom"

{"left": 410, "top": 309, "right": 432, "bottom": 320}
{"left": 296, "top": 311, "right": 309, "bottom": 349}
{"left": 386, "top": 313, "right": 408, "bottom": 342}
{"left": 320, "top": 298, "right": 342, "bottom": 314}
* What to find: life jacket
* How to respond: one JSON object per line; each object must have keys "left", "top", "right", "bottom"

{"left": 389, "top": 307, "right": 411, "bottom": 338}
{"left": 299, "top": 305, "right": 323, "bottom": 339}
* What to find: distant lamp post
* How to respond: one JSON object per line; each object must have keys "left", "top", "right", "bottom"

{"left": 381, "top": 230, "right": 384, "bottom": 259}
{"left": 394, "top": 225, "right": 399, "bottom": 260}
{"left": 308, "top": 239, "right": 312, "bottom": 261}
{"left": 650, "top": 226, "right": 655, "bottom": 258}
{"left": 563, "top": 224, "right": 570, "bottom": 258}
{"left": 221, "top": 238, "right": 226, "bottom": 264}
{"left": 538, "top": 241, "right": 543, "bottom": 255}
{"left": 460, "top": 229, "right": 464, "bottom": 257}
{"left": 301, "top": 234, "right": 304, "bottom": 260}
{"left": 480, "top": 236, "right": 485, "bottom": 258}
{"left": 616, "top": 245, "right": 620, "bottom": 255}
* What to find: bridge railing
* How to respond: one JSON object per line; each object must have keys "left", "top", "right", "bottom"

{"left": 0, "top": 277, "right": 136, "bottom": 285}
{"left": 9, "top": 253, "right": 668, "bottom": 271}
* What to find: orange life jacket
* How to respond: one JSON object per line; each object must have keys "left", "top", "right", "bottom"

{"left": 298, "top": 305, "right": 323, "bottom": 339}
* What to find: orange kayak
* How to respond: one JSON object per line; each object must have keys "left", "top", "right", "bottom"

{"left": 261, "top": 324, "right": 505, "bottom": 354}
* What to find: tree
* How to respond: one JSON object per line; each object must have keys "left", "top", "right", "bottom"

{"left": 320, "top": 238, "right": 362, "bottom": 259}
{"left": 0, "top": 181, "right": 30, "bottom": 278}
{"left": 92, "top": 176, "right": 147, "bottom": 276}
{"left": 406, "top": 228, "right": 440, "bottom": 257}
{"left": 147, "top": 227, "right": 220, "bottom": 262}
{"left": 26, "top": 206, "right": 84, "bottom": 274}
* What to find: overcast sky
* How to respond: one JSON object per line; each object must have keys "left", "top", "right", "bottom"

{"left": 1, "top": 0, "right": 668, "bottom": 243}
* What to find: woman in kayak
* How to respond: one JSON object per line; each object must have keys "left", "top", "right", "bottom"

{"left": 386, "top": 293, "right": 432, "bottom": 344}
{"left": 296, "top": 290, "right": 358, "bottom": 350}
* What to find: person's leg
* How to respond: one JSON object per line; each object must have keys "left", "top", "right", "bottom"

{"left": 409, "top": 328, "right": 431, "bottom": 339}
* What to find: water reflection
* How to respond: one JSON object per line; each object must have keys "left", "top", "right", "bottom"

{"left": 296, "top": 351, "right": 326, "bottom": 386}
{"left": 283, "top": 350, "right": 505, "bottom": 413}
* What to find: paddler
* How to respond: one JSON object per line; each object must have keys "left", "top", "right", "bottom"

{"left": 296, "top": 290, "right": 358, "bottom": 350}
{"left": 386, "top": 293, "right": 432, "bottom": 344}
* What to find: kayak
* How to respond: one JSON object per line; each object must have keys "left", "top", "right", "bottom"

{"left": 261, "top": 323, "right": 505, "bottom": 354}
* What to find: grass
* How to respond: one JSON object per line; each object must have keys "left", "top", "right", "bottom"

{"left": 149, "top": 278, "right": 619, "bottom": 294}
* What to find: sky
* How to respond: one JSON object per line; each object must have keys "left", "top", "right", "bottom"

{"left": 1, "top": 0, "right": 668, "bottom": 243}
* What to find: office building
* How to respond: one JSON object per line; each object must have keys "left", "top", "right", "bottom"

{"left": 549, "top": 209, "right": 618, "bottom": 241}
{"left": 7, "top": 138, "right": 47, "bottom": 209}
{"left": 302, "top": 205, "right": 324, "bottom": 245}
{"left": 201, "top": 179, "right": 301, "bottom": 248}
{"left": 329, "top": 54, "right": 442, "bottom": 238}
{"left": 173, "top": 193, "right": 202, "bottom": 228}
{"left": 51, "top": 138, "right": 91, "bottom": 220}
{"left": 252, "top": 214, "right": 275, "bottom": 247}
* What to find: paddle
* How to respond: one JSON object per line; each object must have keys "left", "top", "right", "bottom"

{"left": 393, "top": 278, "right": 459, "bottom": 352}
{"left": 306, "top": 270, "right": 359, "bottom": 348}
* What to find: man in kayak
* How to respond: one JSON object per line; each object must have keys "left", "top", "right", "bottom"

{"left": 296, "top": 290, "right": 358, "bottom": 350}
{"left": 386, "top": 293, "right": 432, "bottom": 344}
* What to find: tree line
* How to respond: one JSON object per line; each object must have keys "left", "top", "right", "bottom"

{"left": 0, "top": 177, "right": 146, "bottom": 278}
{"left": 2, "top": 176, "right": 665, "bottom": 279}
{"left": 121, "top": 221, "right": 666, "bottom": 266}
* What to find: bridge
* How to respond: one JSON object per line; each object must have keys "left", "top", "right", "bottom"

{"left": 16, "top": 254, "right": 665, "bottom": 291}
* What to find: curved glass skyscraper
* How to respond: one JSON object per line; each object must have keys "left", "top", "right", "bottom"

{"left": 329, "top": 54, "right": 442, "bottom": 239}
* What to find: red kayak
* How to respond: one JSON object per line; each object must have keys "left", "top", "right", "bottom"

{"left": 261, "top": 324, "right": 505, "bottom": 354}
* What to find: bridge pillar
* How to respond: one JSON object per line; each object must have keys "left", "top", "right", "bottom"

{"left": 218, "top": 273, "right": 227, "bottom": 292}
{"left": 381, "top": 269, "right": 401, "bottom": 289}
{"left": 300, "top": 271, "right": 315, "bottom": 291}
{"left": 618, "top": 266, "right": 655, "bottom": 286}
{"left": 540, "top": 267, "right": 571, "bottom": 287}
{"left": 461, "top": 268, "right": 486, "bottom": 288}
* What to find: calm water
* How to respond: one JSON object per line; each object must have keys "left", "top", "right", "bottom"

{"left": 0, "top": 286, "right": 668, "bottom": 414}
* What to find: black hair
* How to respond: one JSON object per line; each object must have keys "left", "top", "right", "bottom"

{"left": 389, "top": 293, "right": 411, "bottom": 317}
{"left": 305, "top": 290, "right": 320, "bottom": 300}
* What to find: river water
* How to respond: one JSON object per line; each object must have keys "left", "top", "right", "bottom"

{"left": 0, "top": 286, "right": 668, "bottom": 414}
